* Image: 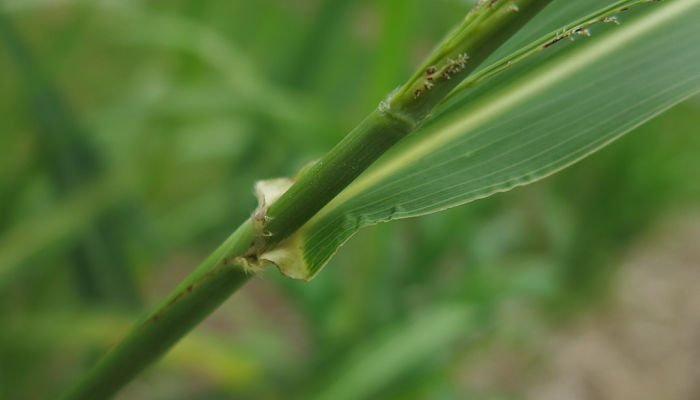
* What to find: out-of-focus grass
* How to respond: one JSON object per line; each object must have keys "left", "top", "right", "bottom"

{"left": 1, "top": 1, "right": 699, "bottom": 399}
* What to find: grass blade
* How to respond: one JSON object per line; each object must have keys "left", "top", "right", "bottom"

{"left": 263, "top": 0, "right": 700, "bottom": 280}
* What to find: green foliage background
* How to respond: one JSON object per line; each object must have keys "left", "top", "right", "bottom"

{"left": 1, "top": 0, "right": 699, "bottom": 399}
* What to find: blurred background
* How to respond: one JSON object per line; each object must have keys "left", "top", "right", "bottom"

{"left": 1, "top": 0, "right": 699, "bottom": 399}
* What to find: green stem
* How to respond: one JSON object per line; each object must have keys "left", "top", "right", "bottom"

{"left": 263, "top": 107, "right": 417, "bottom": 243}
{"left": 60, "top": 1, "right": 552, "bottom": 398}
{"left": 59, "top": 219, "right": 255, "bottom": 400}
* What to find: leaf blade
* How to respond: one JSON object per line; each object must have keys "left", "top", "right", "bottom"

{"left": 264, "top": 0, "right": 700, "bottom": 280}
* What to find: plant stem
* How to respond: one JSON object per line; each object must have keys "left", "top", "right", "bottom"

{"left": 59, "top": 219, "right": 255, "bottom": 400}
{"left": 61, "top": 1, "right": 552, "bottom": 398}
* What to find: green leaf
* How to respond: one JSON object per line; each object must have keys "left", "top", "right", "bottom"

{"left": 262, "top": 0, "right": 700, "bottom": 280}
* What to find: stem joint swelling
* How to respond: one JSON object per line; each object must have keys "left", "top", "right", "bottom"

{"left": 379, "top": 89, "right": 421, "bottom": 129}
